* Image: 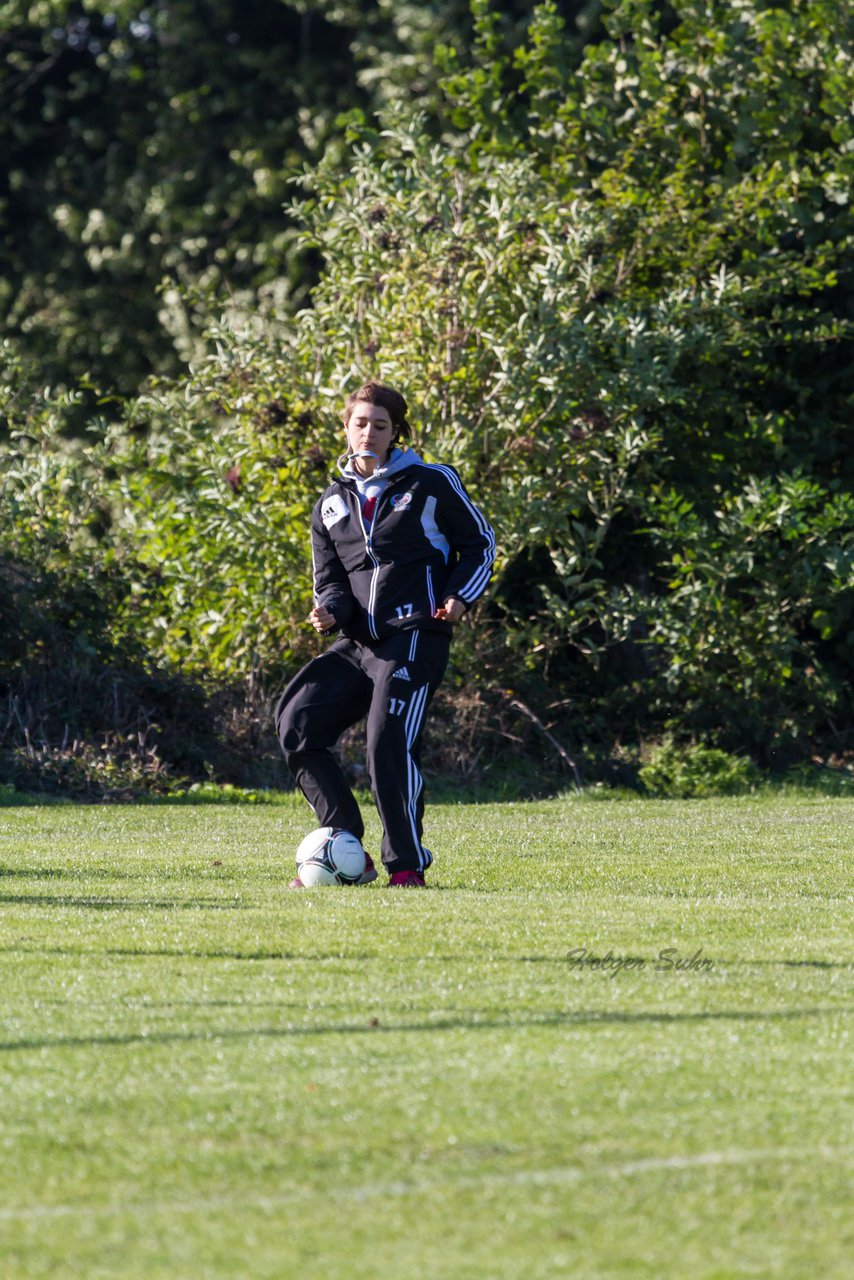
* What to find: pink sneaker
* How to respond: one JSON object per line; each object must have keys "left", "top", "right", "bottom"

{"left": 357, "top": 851, "right": 378, "bottom": 885}
{"left": 388, "top": 870, "right": 426, "bottom": 888}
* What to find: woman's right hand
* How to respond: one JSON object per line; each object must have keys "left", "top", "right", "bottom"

{"left": 309, "top": 604, "right": 337, "bottom": 633}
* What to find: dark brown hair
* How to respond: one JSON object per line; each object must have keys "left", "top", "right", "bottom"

{"left": 343, "top": 381, "right": 411, "bottom": 442}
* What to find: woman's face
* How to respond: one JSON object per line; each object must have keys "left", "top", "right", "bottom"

{"left": 344, "top": 401, "right": 396, "bottom": 468}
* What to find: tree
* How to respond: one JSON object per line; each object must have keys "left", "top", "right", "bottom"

{"left": 0, "top": 1, "right": 375, "bottom": 393}
{"left": 0, "top": 0, "right": 606, "bottom": 396}
{"left": 111, "top": 0, "right": 851, "bottom": 759}
{"left": 2, "top": 0, "right": 852, "bottom": 789}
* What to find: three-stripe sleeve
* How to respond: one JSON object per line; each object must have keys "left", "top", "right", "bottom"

{"left": 420, "top": 463, "right": 496, "bottom": 606}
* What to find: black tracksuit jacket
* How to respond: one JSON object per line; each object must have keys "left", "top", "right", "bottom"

{"left": 311, "top": 448, "right": 495, "bottom": 644}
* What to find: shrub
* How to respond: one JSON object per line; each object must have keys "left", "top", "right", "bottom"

{"left": 639, "top": 741, "right": 761, "bottom": 798}
{"left": 2, "top": 1, "right": 852, "bottom": 793}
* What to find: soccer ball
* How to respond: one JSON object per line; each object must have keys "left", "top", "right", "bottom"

{"left": 295, "top": 827, "right": 366, "bottom": 886}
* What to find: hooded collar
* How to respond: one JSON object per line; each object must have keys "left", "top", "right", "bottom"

{"left": 337, "top": 446, "right": 423, "bottom": 483}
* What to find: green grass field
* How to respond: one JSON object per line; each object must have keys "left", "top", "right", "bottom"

{"left": 2, "top": 794, "right": 852, "bottom": 1279}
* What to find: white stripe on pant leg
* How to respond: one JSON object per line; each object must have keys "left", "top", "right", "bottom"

{"left": 405, "top": 687, "right": 427, "bottom": 866}
{"left": 408, "top": 629, "right": 419, "bottom": 663}
{"left": 407, "top": 753, "right": 424, "bottom": 868}
{"left": 404, "top": 685, "right": 429, "bottom": 866}
{"left": 404, "top": 684, "right": 428, "bottom": 749}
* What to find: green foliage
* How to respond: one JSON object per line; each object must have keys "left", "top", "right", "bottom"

{"left": 0, "top": 347, "right": 281, "bottom": 793}
{"left": 0, "top": 345, "right": 130, "bottom": 673}
{"left": 638, "top": 739, "right": 761, "bottom": 797}
{"left": 5, "top": 735, "right": 179, "bottom": 801}
{"left": 286, "top": 119, "right": 670, "bottom": 674}
{"left": 639, "top": 474, "right": 854, "bottom": 756}
{"left": 166, "top": 782, "right": 281, "bottom": 805}
{"left": 1, "top": 0, "right": 852, "bottom": 791}
{"left": 2, "top": 1, "right": 597, "bottom": 394}
{"left": 0, "top": 0, "right": 434, "bottom": 391}
{"left": 2, "top": 5, "right": 263, "bottom": 385}
{"left": 104, "top": 387, "right": 318, "bottom": 681}
{"left": 781, "top": 761, "right": 854, "bottom": 796}
{"left": 430, "top": 0, "right": 854, "bottom": 756}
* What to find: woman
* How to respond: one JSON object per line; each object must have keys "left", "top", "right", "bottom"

{"left": 276, "top": 381, "right": 495, "bottom": 887}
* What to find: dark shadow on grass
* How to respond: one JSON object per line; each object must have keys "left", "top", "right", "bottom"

{"left": 0, "top": 868, "right": 233, "bottom": 883}
{"left": 0, "top": 868, "right": 67, "bottom": 880}
{"left": 1, "top": 1005, "right": 849, "bottom": 1054}
{"left": 0, "top": 947, "right": 379, "bottom": 960}
{"left": 2, "top": 946, "right": 852, "bottom": 972}
{"left": 0, "top": 894, "right": 248, "bottom": 911}
{"left": 103, "top": 948, "right": 377, "bottom": 962}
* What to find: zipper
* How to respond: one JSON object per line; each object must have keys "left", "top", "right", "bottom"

{"left": 355, "top": 499, "right": 382, "bottom": 640}
{"left": 354, "top": 476, "right": 405, "bottom": 640}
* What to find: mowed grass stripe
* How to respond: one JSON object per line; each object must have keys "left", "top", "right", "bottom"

{"left": 1, "top": 1143, "right": 848, "bottom": 1223}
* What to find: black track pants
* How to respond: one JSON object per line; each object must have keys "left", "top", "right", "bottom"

{"left": 275, "top": 630, "right": 450, "bottom": 873}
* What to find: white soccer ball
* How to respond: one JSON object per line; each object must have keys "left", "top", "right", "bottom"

{"left": 295, "top": 827, "right": 366, "bottom": 886}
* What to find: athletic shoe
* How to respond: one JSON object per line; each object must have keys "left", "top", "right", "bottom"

{"left": 388, "top": 870, "right": 427, "bottom": 888}
{"left": 357, "top": 851, "right": 378, "bottom": 884}
{"left": 290, "top": 850, "right": 377, "bottom": 890}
